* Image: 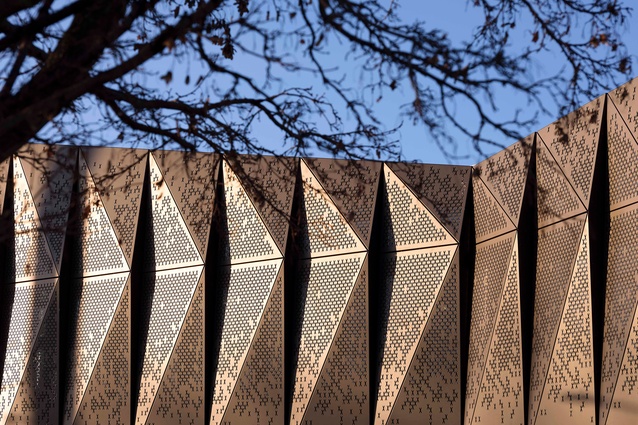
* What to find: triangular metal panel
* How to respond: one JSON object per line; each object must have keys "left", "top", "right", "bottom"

{"left": 146, "top": 154, "right": 203, "bottom": 270}
{"left": 529, "top": 215, "right": 586, "bottom": 422}
{"left": 5, "top": 283, "right": 58, "bottom": 425}
{"left": 536, "top": 220, "right": 594, "bottom": 424}
{"left": 304, "top": 158, "right": 381, "bottom": 247}
{"left": 220, "top": 161, "right": 281, "bottom": 265}
{"left": 11, "top": 157, "right": 57, "bottom": 281}
{"left": 74, "top": 276, "right": 130, "bottom": 425}
{"left": 18, "top": 144, "right": 76, "bottom": 272}
{"left": 211, "top": 260, "right": 282, "bottom": 424}
{"left": 63, "top": 273, "right": 129, "bottom": 425}
{"left": 606, "top": 98, "right": 638, "bottom": 210}
{"left": 535, "top": 136, "right": 586, "bottom": 227}
{"left": 472, "top": 174, "right": 516, "bottom": 243}
{"left": 296, "top": 162, "right": 365, "bottom": 258}
{"left": 81, "top": 147, "right": 146, "bottom": 266}
{"left": 386, "top": 162, "right": 470, "bottom": 240}
{"left": 465, "top": 232, "right": 516, "bottom": 423}
{"left": 385, "top": 249, "right": 460, "bottom": 425}
{"left": 221, "top": 264, "right": 284, "bottom": 424}
{"left": 471, "top": 236, "right": 524, "bottom": 425}
{"left": 226, "top": 155, "right": 297, "bottom": 254}
{"left": 537, "top": 96, "right": 603, "bottom": 206}
{"left": 290, "top": 253, "right": 366, "bottom": 425}
{"left": 72, "top": 153, "right": 128, "bottom": 277}
{"left": 374, "top": 246, "right": 455, "bottom": 425}
{"left": 147, "top": 270, "right": 204, "bottom": 425}
{"left": 135, "top": 266, "right": 203, "bottom": 425}
{"left": 0, "top": 158, "right": 11, "bottom": 216}
{"left": 303, "top": 256, "right": 368, "bottom": 425}
{"left": 600, "top": 204, "right": 638, "bottom": 425}
{"left": 475, "top": 136, "right": 533, "bottom": 226}
{"left": 0, "top": 279, "right": 56, "bottom": 425}
{"left": 380, "top": 165, "right": 454, "bottom": 251}
{"left": 152, "top": 150, "right": 219, "bottom": 260}
{"left": 608, "top": 77, "right": 638, "bottom": 141}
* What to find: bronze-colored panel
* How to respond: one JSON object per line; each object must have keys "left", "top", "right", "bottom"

{"left": 387, "top": 250, "right": 460, "bottom": 425}
{"left": 608, "top": 77, "right": 638, "bottom": 140}
{"left": 152, "top": 150, "right": 219, "bottom": 259}
{"left": 474, "top": 136, "right": 533, "bottom": 226}
{"left": 606, "top": 98, "right": 638, "bottom": 210}
{"left": 147, "top": 270, "right": 204, "bottom": 425}
{"left": 221, "top": 264, "right": 284, "bottom": 425}
{"left": 11, "top": 157, "right": 57, "bottom": 282}
{"left": 74, "top": 277, "right": 130, "bottom": 425}
{"left": 374, "top": 246, "right": 456, "bottom": 425}
{"left": 18, "top": 144, "right": 76, "bottom": 271}
{"left": 600, "top": 205, "right": 638, "bottom": 424}
{"left": 72, "top": 153, "right": 128, "bottom": 277}
{"left": 290, "top": 253, "right": 366, "bottom": 425}
{"left": 6, "top": 284, "right": 58, "bottom": 425}
{"left": 220, "top": 161, "right": 281, "bottom": 264}
{"left": 386, "top": 162, "right": 470, "bottom": 240}
{"left": 226, "top": 155, "right": 297, "bottom": 254}
{"left": 211, "top": 260, "right": 282, "bottom": 424}
{"left": 380, "top": 165, "right": 454, "bottom": 252}
{"left": 469, "top": 235, "right": 524, "bottom": 425}
{"left": 303, "top": 256, "right": 368, "bottom": 425}
{"left": 297, "top": 161, "right": 365, "bottom": 258}
{"left": 529, "top": 215, "right": 589, "bottom": 424}
{"left": 63, "top": 273, "right": 129, "bottom": 425}
{"left": 0, "top": 279, "right": 56, "bottom": 424}
{"left": 535, "top": 137, "right": 586, "bottom": 227}
{"left": 135, "top": 266, "right": 203, "bottom": 425}
{"left": 537, "top": 96, "right": 603, "bottom": 205}
{"left": 465, "top": 233, "right": 516, "bottom": 423}
{"left": 304, "top": 158, "right": 381, "bottom": 247}
{"left": 81, "top": 147, "right": 146, "bottom": 266}
{"left": 0, "top": 157, "right": 10, "bottom": 215}
{"left": 146, "top": 155, "right": 203, "bottom": 270}
{"left": 472, "top": 174, "right": 516, "bottom": 243}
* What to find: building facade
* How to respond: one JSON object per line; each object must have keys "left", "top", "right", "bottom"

{"left": 0, "top": 79, "right": 637, "bottom": 425}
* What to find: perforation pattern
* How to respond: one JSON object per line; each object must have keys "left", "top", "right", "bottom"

{"left": 63, "top": 274, "right": 127, "bottom": 424}
{"left": 154, "top": 151, "right": 218, "bottom": 258}
{"left": 211, "top": 261, "right": 280, "bottom": 423}
{"left": 307, "top": 260, "right": 368, "bottom": 424}
{"left": 600, "top": 206, "right": 638, "bottom": 423}
{"left": 387, "top": 163, "right": 470, "bottom": 239}
{"left": 305, "top": 158, "right": 381, "bottom": 245}
{"left": 7, "top": 288, "right": 58, "bottom": 425}
{"left": 477, "top": 138, "right": 532, "bottom": 224}
{"left": 473, "top": 243, "right": 524, "bottom": 425}
{"left": 529, "top": 217, "right": 585, "bottom": 421}
{"left": 536, "top": 139, "right": 585, "bottom": 227}
{"left": 466, "top": 234, "right": 514, "bottom": 421}
{"left": 291, "top": 254, "right": 365, "bottom": 425}
{"left": 11, "top": 159, "right": 56, "bottom": 281}
{"left": 473, "top": 175, "right": 514, "bottom": 242}
{"left": 224, "top": 267, "right": 284, "bottom": 423}
{"left": 610, "top": 79, "right": 638, "bottom": 138}
{"left": 221, "top": 162, "right": 279, "bottom": 264}
{"left": 374, "top": 248, "right": 454, "bottom": 425}
{"left": 135, "top": 267, "right": 201, "bottom": 425}
{"left": 76, "top": 279, "right": 130, "bottom": 425}
{"left": 149, "top": 274, "right": 204, "bottom": 424}
{"left": 607, "top": 102, "right": 638, "bottom": 210}
{"left": 381, "top": 169, "right": 452, "bottom": 251}
{"left": 147, "top": 156, "right": 202, "bottom": 270}
{"left": 393, "top": 256, "right": 460, "bottom": 425}
{"left": 0, "top": 281, "right": 54, "bottom": 423}
{"left": 538, "top": 226, "right": 594, "bottom": 423}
